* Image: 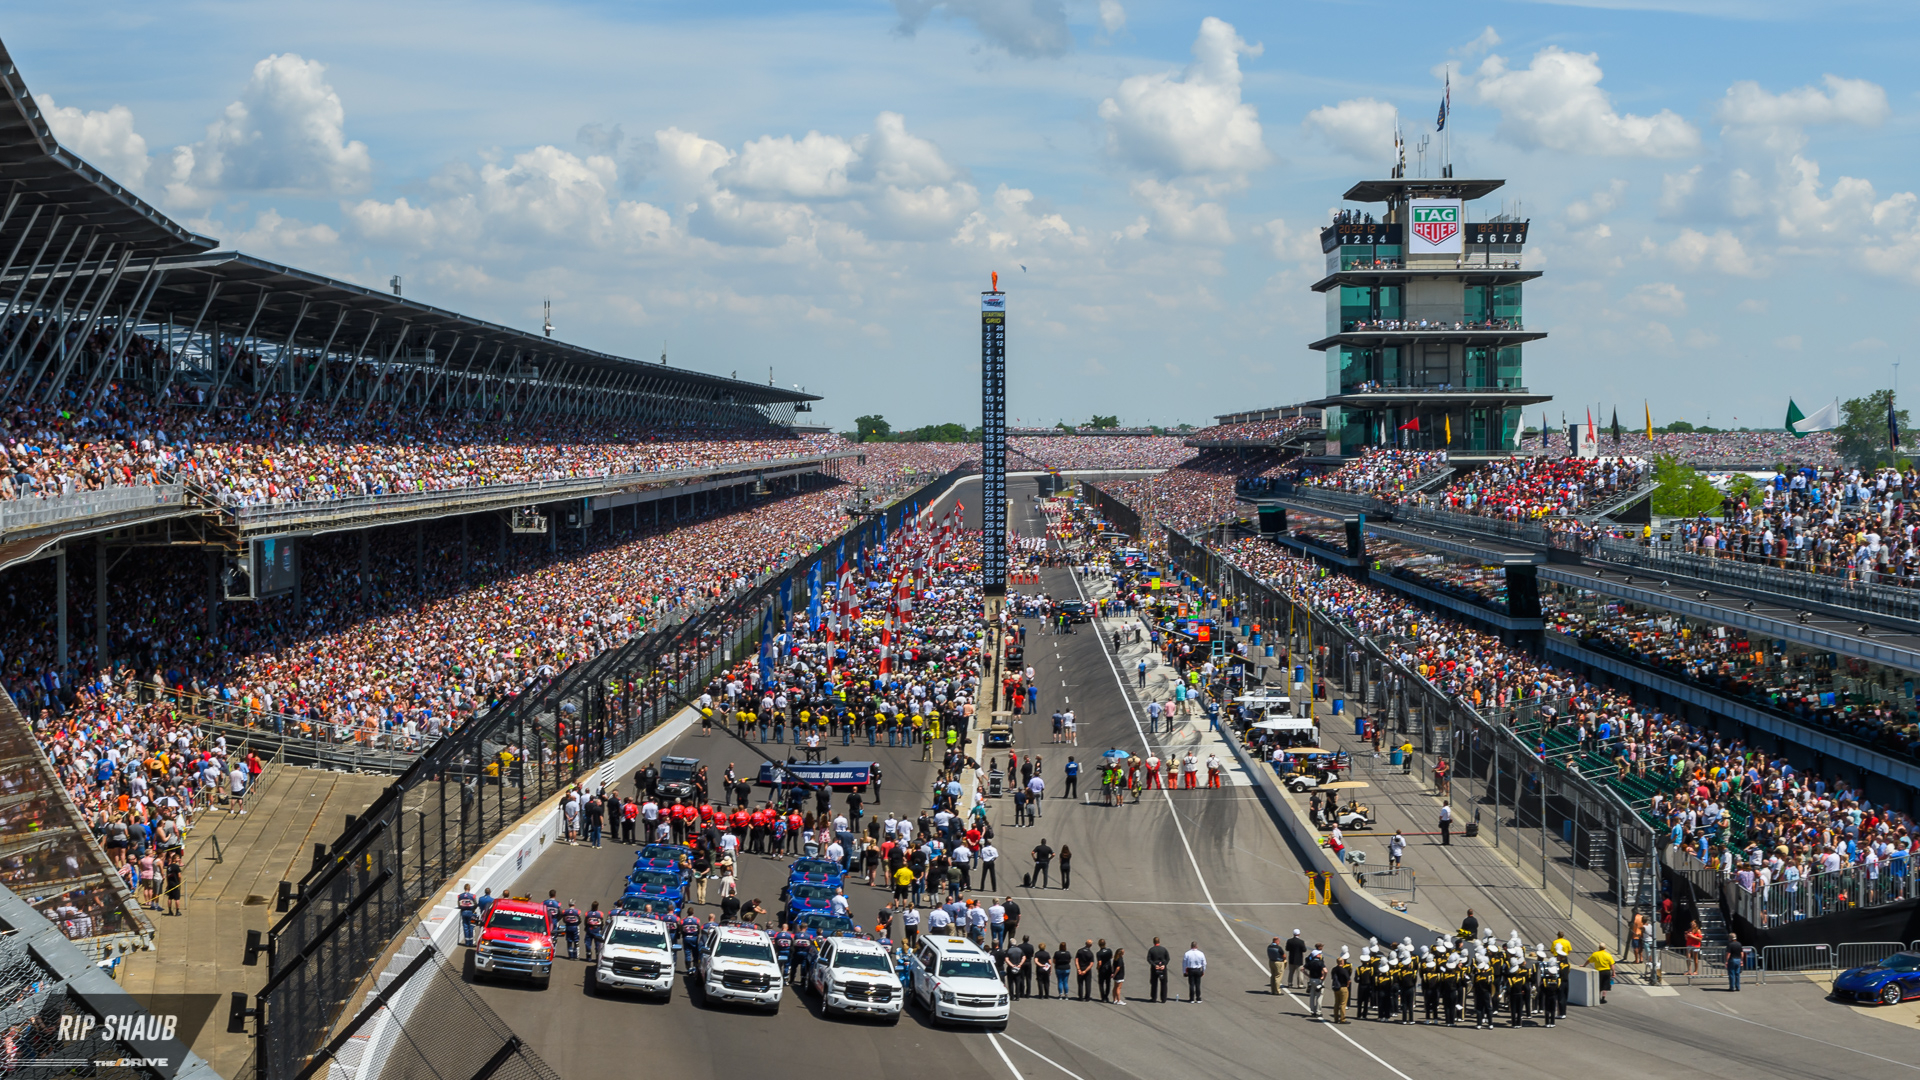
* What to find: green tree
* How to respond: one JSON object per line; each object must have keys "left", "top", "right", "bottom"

{"left": 1836, "top": 390, "right": 1909, "bottom": 468}
{"left": 1650, "top": 455, "right": 1723, "bottom": 517}
{"left": 854, "top": 414, "right": 892, "bottom": 443}
{"left": 1660, "top": 420, "right": 1695, "bottom": 434}
{"left": 1088, "top": 414, "right": 1119, "bottom": 429}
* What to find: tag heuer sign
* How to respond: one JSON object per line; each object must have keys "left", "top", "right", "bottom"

{"left": 1407, "top": 199, "right": 1464, "bottom": 254}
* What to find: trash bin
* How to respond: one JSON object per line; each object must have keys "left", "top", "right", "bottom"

{"left": 1332, "top": 699, "right": 1343, "bottom": 715}
{"left": 1354, "top": 716, "right": 1367, "bottom": 737}
{"left": 1265, "top": 644, "right": 1275, "bottom": 657}
{"left": 1390, "top": 747, "right": 1404, "bottom": 767}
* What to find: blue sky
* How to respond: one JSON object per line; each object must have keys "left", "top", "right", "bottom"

{"left": 11, "top": 0, "right": 1919, "bottom": 430}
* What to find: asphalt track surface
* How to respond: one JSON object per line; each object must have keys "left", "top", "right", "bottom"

{"left": 466, "top": 476, "right": 1920, "bottom": 1080}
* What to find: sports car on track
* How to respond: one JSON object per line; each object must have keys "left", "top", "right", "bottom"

{"left": 1831, "top": 950, "right": 1920, "bottom": 1005}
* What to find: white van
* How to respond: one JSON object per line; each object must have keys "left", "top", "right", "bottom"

{"left": 593, "top": 915, "right": 676, "bottom": 999}
{"left": 907, "top": 936, "right": 1009, "bottom": 1027}
{"left": 695, "top": 925, "right": 784, "bottom": 1012}
{"left": 807, "top": 936, "right": 903, "bottom": 1023}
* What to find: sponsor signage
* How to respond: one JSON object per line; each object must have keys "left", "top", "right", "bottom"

{"left": 1407, "top": 199, "right": 1463, "bottom": 255}
{"left": 981, "top": 294, "right": 1006, "bottom": 313}
{"left": 756, "top": 761, "right": 874, "bottom": 788}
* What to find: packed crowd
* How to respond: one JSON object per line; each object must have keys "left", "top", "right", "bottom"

{"left": 1295, "top": 449, "right": 1449, "bottom": 499}
{"left": 1522, "top": 430, "right": 1844, "bottom": 469}
{"left": 1100, "top": 451, "right": 1291, "bottom": 534}
{"left": 1197, "top": 531, "right": 1914, "bottom": 904}
{"left": 0, "top": 342, "right": 846, "bottom": 507}
{"left": 1413, "top": 456, "right": 1651, "bottom": 521}
{"left": 1182, "top": 416, "right": 1318, "bottom": 444}
{"left": 1008, "top": 436, "right": 1189, "bottom": 471}
{"left": 1663, "top": 465, "right": 1920, "bottom": 587}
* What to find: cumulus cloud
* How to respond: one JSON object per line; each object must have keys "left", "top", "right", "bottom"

{"left": 1304, "top": 98, "right": 1397, "bottom": 164}
{"left": 891, "top": 0, "right": 1072, "bottom": 58}
{"left": 1467, "top": 47, "right": 1698, "bottom": 158}
{"left": 1113, "top": 180, "right": 1232, "bottom": 245}
{"left": 1565, "top": 179, "right": 1627, "bottom": 225}
{"left": 1716, "top": 74, "right": 1888, "bottom": 136}
{"left": 165, "top": 54, "right": 371, "bottom": 207}
{"left": 1098, "top": 0, "right": 1126, "bottom": 34}
{"left": 39, "top": 94, "right": 149, "bottom": 187}
{"left": 1099, "top": 17, "right": 1268, "bottom": 178}
{"left": 1625, "top": 281, "right": 1686, "bottom": 315}
{"left": 953, "top": 184, "right": 1080, "bottom": 252}
{"left": 721, "top": 132, "right": 860, "bottom": 199}
{"left": 1256, "top": 218, "right": 1322, "bottom": 262}
{"left": 1662, "top": 228, "right": 1763, "bottom": 277}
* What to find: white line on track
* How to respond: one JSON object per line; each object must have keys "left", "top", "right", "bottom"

{"left": 992, "top": 1032, "right": 1091, "bottom": 1080}
{"left": 1068, "top": 571, "right": 1415, "bottom": 1080}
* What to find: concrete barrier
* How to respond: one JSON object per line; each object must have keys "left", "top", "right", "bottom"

{"left": 1225, "top": 733, "right": 1446, "bottom": 946}
{"left": 330, "top": 705, "right": 700, "bottom": 1080}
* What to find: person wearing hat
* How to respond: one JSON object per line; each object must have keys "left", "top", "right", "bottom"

{"left": 1471, "top": 952, "right": 1496, "bottom": 1029}
{"left": 1505, "top": 946, "right": 1532, "bottom": 1026}
{"left": 1331, "top": 947, "right": 1353, "bottom": 1024}
{"left": 1373, "top": 956, "right": 1395, "bottom": 1022}
{"left": 1419, "top": 946, "right": 1443, "bottom": 1023}
{"left": 1441, "top": 955, "right": 1463, "bottom": 1026}
{"left": 1394, "top": 946, "right": 1418, "bottom": 1024}
{"left": 1537, "top": 958, "right": 1563, "bottom": 1027}
{"left": 1285, "top": 929, "right": 1308, "bottom": 988}
{"left": 1304, "top": 945, "right": 1327, "bottom": 1019}
{"left": 1354, "top": 944, "right": 1375, "bottom": 1020}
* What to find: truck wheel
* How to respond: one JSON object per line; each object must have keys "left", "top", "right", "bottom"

{"left": 885, "top": 1011, "right": 901, "bottom": 1026}
{"left": 765, "top": 1000, "right": 781, "bottom": 1016}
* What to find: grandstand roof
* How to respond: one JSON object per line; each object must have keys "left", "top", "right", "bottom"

{"left": 0, "top": 40, "right": 217, "bottom": 258}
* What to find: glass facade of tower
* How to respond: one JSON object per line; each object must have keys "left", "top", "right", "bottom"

{"left": 1308, "top": 180, "right": 1548, "bottom": 459}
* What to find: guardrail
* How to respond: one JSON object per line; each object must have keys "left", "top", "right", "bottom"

{"left": 1721, "top": 857, "right": 1919, "bottom": 930}
{"left": 0, "top": 482, "right": 189, "bottom": 535}
{"left": 224, "top": 450, "right": 860, "bottom": 528}
{"left": 1592, "top": 538, "right": 1920, "bottom": 626}
{"left": 1757, "top": 940, "right": 1912, "bottom": 983}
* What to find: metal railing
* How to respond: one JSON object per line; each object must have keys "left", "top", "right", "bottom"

{"left": 250, "top": 465, "right": 971, "bottom": 1080}
{"left": 0, "top": 482, "right": 188, "bottom": 535}
{"left": 1593, "top": 538, "right": 1920, "bottom": 626}
{"left": 1758, "top": 940, "right": 1910, "bottom": 983}
{"left": 1722, "top": 859, "right": 1919, "bottom": 931}
{"left": 225, "top": 450, "right": 860, "bottom": 526}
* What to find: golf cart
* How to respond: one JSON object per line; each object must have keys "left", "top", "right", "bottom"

{"left": 1311, "top": 780, "right": 1374, "bottom": 830}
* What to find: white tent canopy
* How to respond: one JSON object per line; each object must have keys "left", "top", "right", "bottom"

{"left": 1251, "top": 716, "right": 1316, "bottom": 732}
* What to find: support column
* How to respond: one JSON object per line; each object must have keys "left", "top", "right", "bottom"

{"left": 500, "top": 514, "right": 509, "bottom": 573}
{"left": 360, "top": 529, "right": 371, "bottom": 608}
{"left": 549, "top": 508, "right": 558, "bottom": 554}
{"left": 95, "top": 543, "right": 109, "bottom": 666}
{"left": 415, "top": 523, "right": 426, "bottom": 592}
{"left": 206, "top": 551, "right": 220, "bottom": 639}
{"left": 54, "top": 550, "right": 67, "bottom": 668}
{"left": 460, "top": 516, "right": 469, "bottom": 586}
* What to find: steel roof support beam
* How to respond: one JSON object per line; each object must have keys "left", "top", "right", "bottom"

{"left": 14, "top": 231, "right": 103, "bottom": 400}
{"left": 159, "top": 277, "right": 221, "bottom": 396}
{"left": 202, "top": 287, "right": 270, "bottom": 411}
{"left": 325, "top": 316, "right": 382, "bottom": 416}
{"left": 249, "top": 297, "right": 311, "bottom": 407}
{"left": 293, "top": 305, "right": 350, "bottom": 404}
{"left": 0, "top": 218, "right": 80, "bottom": 397}
{"left": 356, "top": 322, "right": 413, "bottom": 422}
{"left": 0, "top": 201, "right": 44, "bottom": 322}
{"left": 39, "top": 243, "right": 129, "bottom": 401}
{"left": 384, "top": 329, "right": 439, "bottom": 411}
{"left": 422, "top": 335, "right": 472, "bottom": 411}
{"left": 83, "top": 260, "right": 166, "bottom": 404}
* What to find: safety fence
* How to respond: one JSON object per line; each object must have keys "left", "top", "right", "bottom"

{"left": 1163, "top": 525, "right": 1660, "bottom": 951}
{"left": 1722, "top": 858, "right": 1920, "bottom": 931}
{"left": 1594, "top": 536, "right": 1920, "bottom": 628}
{"left": 247, "top": 466, "right": 971, "bottom": 1080}
{"left": 0, "top": 482, "right": 188, "bottom": 536}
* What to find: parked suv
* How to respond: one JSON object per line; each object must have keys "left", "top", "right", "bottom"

{"left": 594, "top": 914, "right": 676, "bottom": 999}
{"left": 695, "top": 925, "right": 784, "bottom": 1012}
{"left": 907, "top": 936, "right": 1008, "bottom": 1027}
{"left": 472, "top": 898, "right": 554, "bottom": 987}
{"left": 808, "top": 936, "right": 902, "bottom": 1022}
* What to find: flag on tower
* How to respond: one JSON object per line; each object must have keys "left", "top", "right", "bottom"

{"left": 1436, "top": 72, "right": 1450, "bottom": 131}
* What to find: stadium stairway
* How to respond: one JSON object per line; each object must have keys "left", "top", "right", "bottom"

{"left": 117, "top": 765, "right": 393, "bottom": 1079}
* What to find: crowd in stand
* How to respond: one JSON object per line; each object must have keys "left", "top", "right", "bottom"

{"left": 1521, "top": 430, "right": 1843, "bottom": 469}
{"left": 1182, "top": 416, "right": 1317, "bottom": 444}
{"left": 1295, "top": 449, "right": 1449, "bottom": 499}
{"left": 1009, "top": 436, "right": 1189, "bottom": 471}
{"left": 1200, "top": 532, "right": 1913, "bottom": 907}
{"left": 1100, "top": 451, "right": 1291, "bottom": 534}
{"left": 1414, "top": 457, "right": 1651, "bottom": 521}
{"left": 1663, "top": 466, "right": 1920, "bottom": 586}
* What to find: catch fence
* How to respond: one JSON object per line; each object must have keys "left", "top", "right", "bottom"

{"left": 248, "top": 466, "right": 973, "bottom": 1080}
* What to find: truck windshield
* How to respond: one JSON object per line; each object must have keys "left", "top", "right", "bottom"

{"left": 713, "top": 940, "right": 777, "bottom": 963}
{"left": 835, "top": 951, "right": 893, "bottom": 973}
{"left": 607, "top": 927, "right": 670, "bottom": 950}
{"left": 486, "top": 911, "right": 547, "bottom": 933}
{"left": 937, "top": 958, "right": 998, "bottom": 980}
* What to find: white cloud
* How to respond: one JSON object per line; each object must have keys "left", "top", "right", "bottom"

{"left": 1663, "top": 228, "right": 1764, "bottom": 276}
{"left": 1099, "top": 17, "right": 1268, "bottom": 178}
{"left": 1304, "top": 98, "right": 1397, "bottom": 164}
{"left": 39, "top": 94, "right": 149, "bottom": 187}
{"left": 1256, "top": 218, "right": 1321, "bottom": 262}
{"left": 1467, "top": 47, "right": 1699, "bottom": 157}
{"left": 1098, "top": 0, "right": 1126, "bottom": 34}
{"left": 1454, "top": 26, "right": 1501, "bottom": 59}
{"left": 1565, "top": 179, "right": 1627, "bottom": 224}
{"left": 953, "top": 184, "right": 1080, "bottom": 252}
{"left": 1716, "top": 74, "right": 1888, "bottom": 135}
{"left": 891, "top": 0, "right": 1072, "bottom": 58}
{"left": 1116, "top": 180, "right": 1232, "bottom": 245}
{"left": 227, "top": 208, "right": 341, "bottom": 253}
{"left": 165, "top": 54, "right": 372, "bottom": 207}
{"left": 721, "top": 131, "right": 860, "bottom": 199}
{"left": 1625, "top": 281, "right": 1686, "bottom": 315}
{"left": 653, "top": 127, "right": 735, "bottom": 194}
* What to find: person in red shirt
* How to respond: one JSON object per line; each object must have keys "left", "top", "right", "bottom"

{"left": 785, "top": 810, "right": 803, "bottom": 855}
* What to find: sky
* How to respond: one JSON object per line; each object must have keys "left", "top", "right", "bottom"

{"left": 10, "top": 0, "right": 1920, "bottom": 431}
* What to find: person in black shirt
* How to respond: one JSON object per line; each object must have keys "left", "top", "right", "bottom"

{"left": 1075, "top": 940, "right": 1096, "bottom": 1000}
{"left": 1006, "top": 945, "right": 1028, "bottom": 997}
{"left": 1096, "top": 940, "right": 1115, "bottom": 1001}
{"left": 1017, "top": 936, "right": 1036, "bottom": 997}
{"left": 1052, "top": 943, "right": 1072, "bottom": 998}
{"left": 720, "top": 894, "right": 742, "bottom": 922}
{"left": 1146, "top": 937, "right": 1171, "bottom": 1002}
{"left": 1304, "top": 946, "right": 1328, "bottom": 1019}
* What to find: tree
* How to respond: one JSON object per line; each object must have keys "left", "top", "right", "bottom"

{"left": 1087, "top": 415, "right": 1119, "bottom": 429}
{"left": 853, "top": 414, "right": 891, "bottom": 443}
{"left": 1650, "top": 455, "right": 1723, "bottom": 517}
{"left": 1836, "top": 390, "right": 1909, "bottom": 468}
{"left": 1660, "top": 420, "right": 1695, "bottom": 434}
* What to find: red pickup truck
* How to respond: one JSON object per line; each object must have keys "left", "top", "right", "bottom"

{"left": 473, "top": 898, "right": 554, "bottom": 987}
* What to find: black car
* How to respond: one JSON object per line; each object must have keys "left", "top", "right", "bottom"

{"left": 1059, "top": 601, "right": 1088, "bottom": 624}
{"left": 655, "top": 755, "right": 699, "bottom": 800}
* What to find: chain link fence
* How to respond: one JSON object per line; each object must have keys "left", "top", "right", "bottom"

{"left": 251, "top": 467, "right": 971, "bottom": 1080}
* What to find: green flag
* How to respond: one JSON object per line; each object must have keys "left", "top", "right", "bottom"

{"left": 1785, "top": 399, "right": 1807, "bottom": 439}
